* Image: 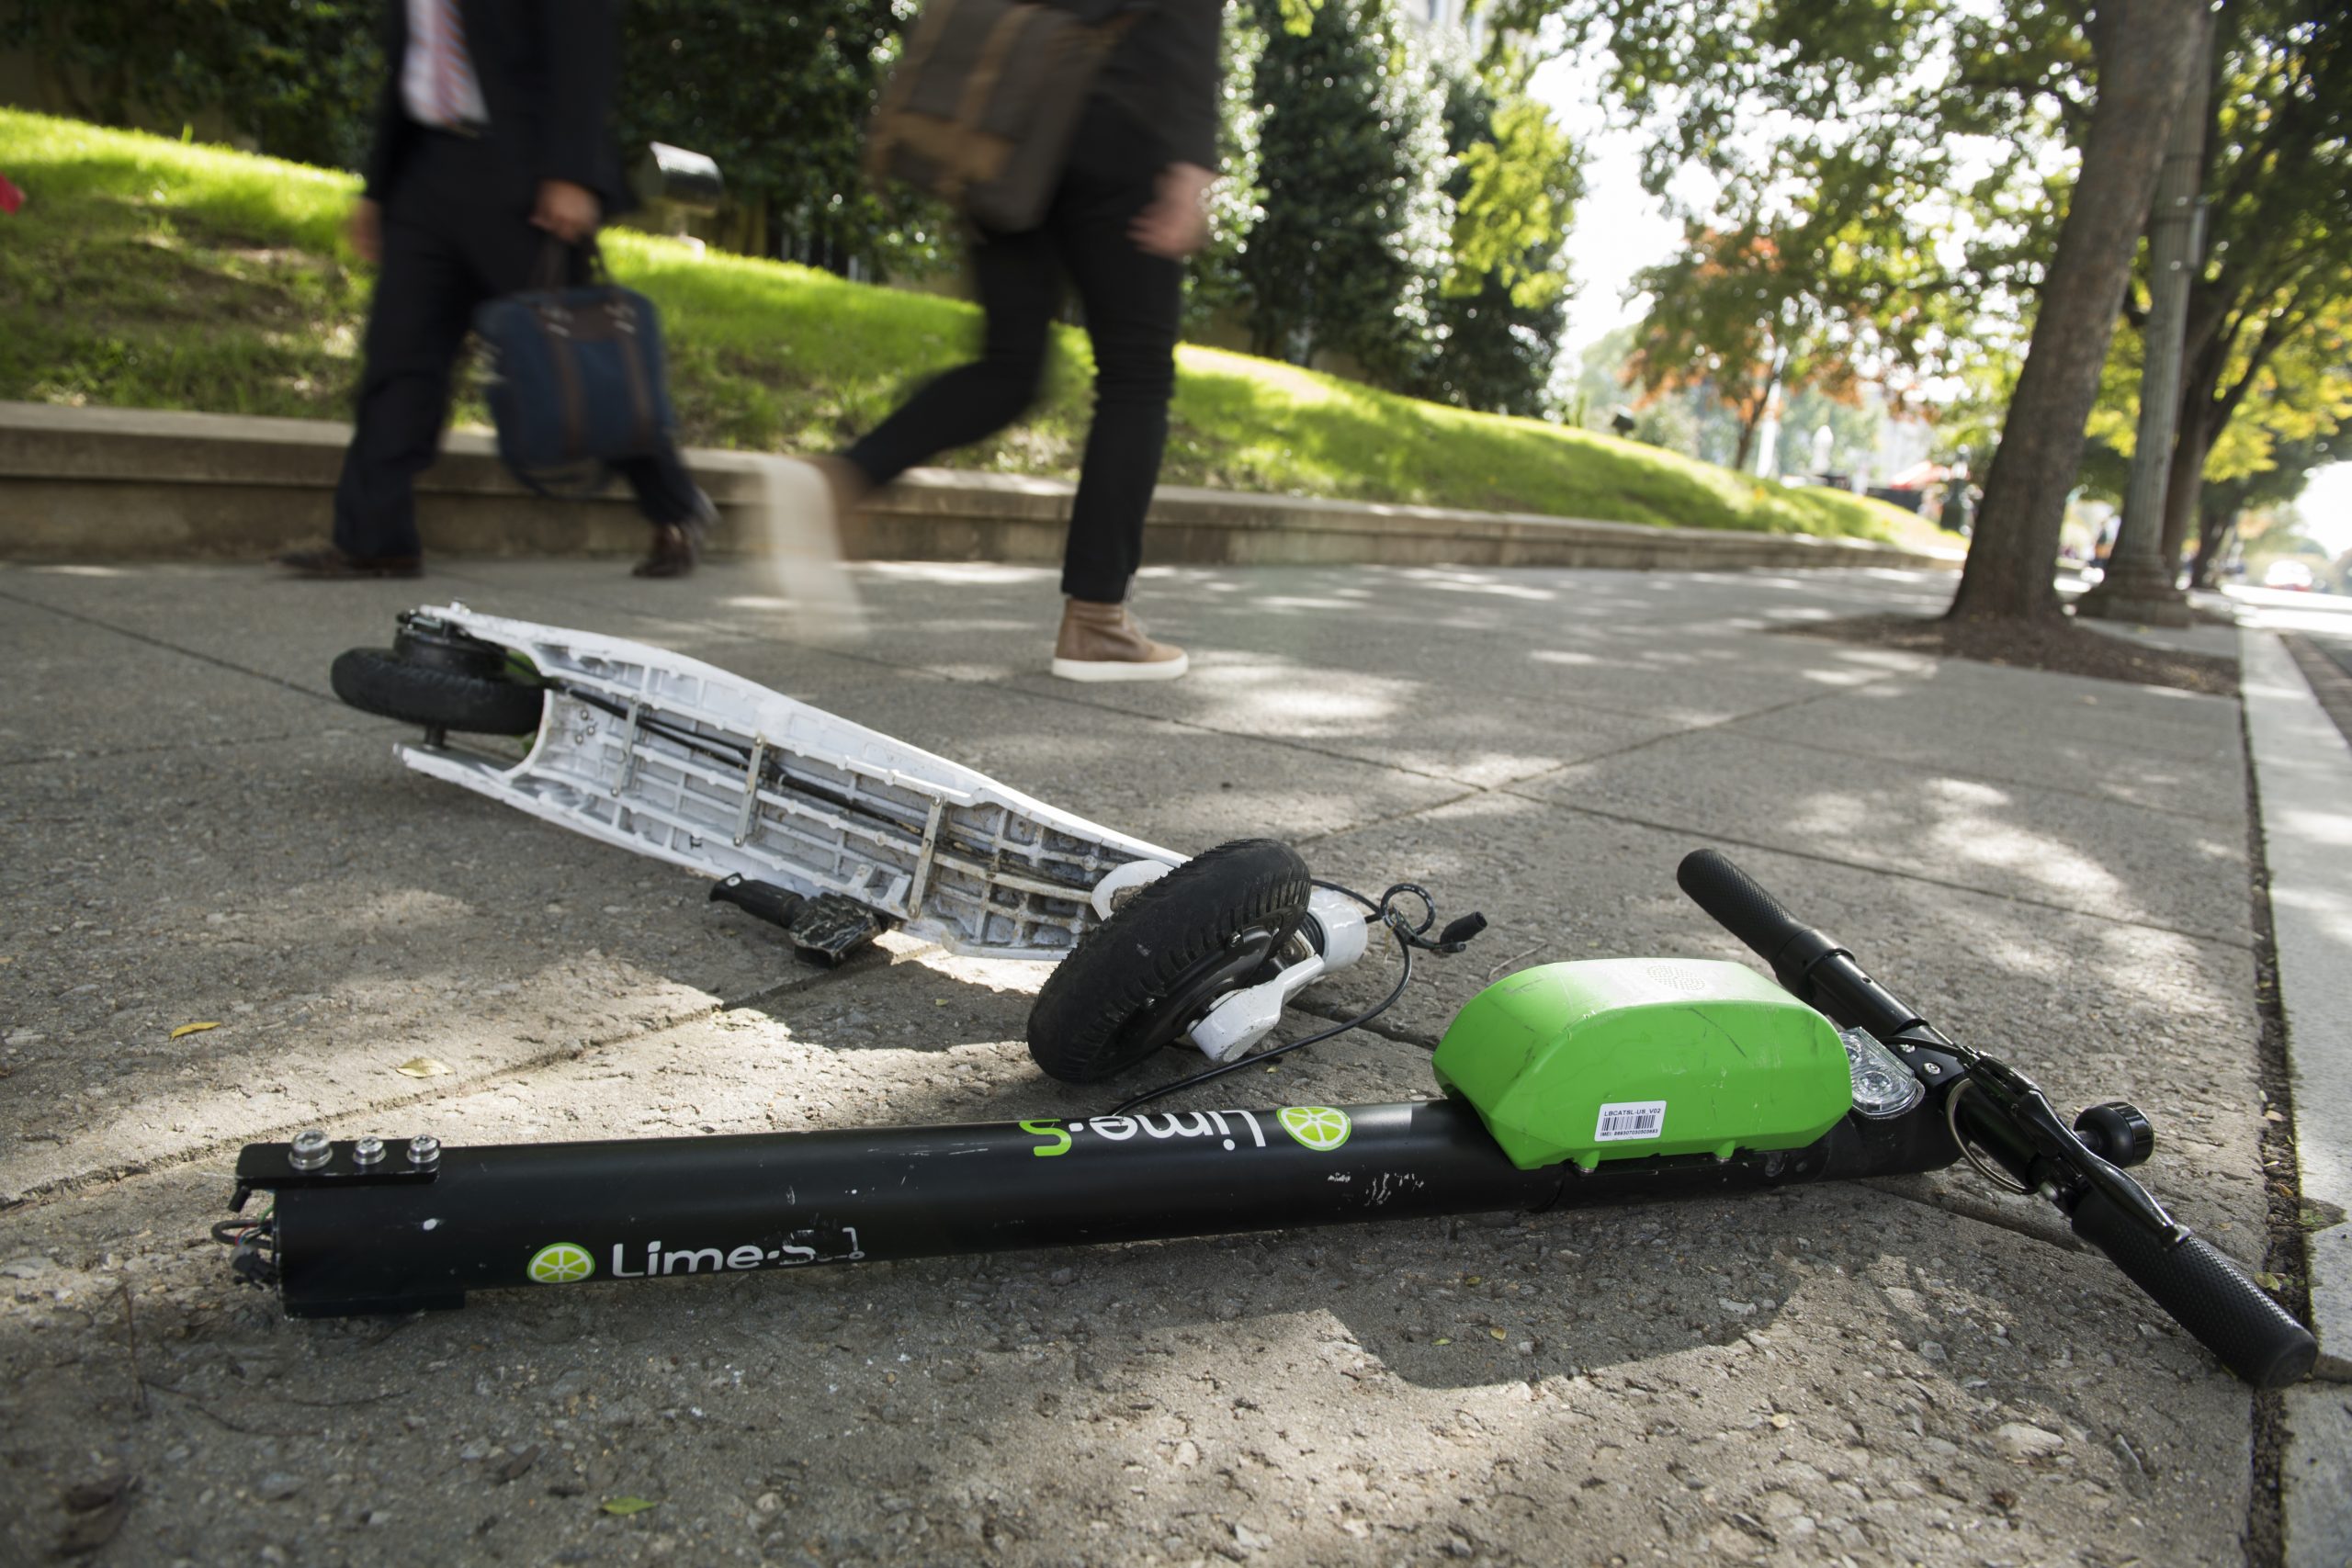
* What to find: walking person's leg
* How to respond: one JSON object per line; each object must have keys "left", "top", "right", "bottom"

{"left": 613, "top": 444, "right": 711, "bottom": 578}
{"left": 837, "top": 225, "right": 1061, "bottom": 492}
{"left": 1043, "top": 103, "right": 1189, "bottom": 682}
{"left": 282, "top": 183, "right": 477, "bottom": 577}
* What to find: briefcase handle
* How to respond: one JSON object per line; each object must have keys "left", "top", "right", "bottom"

{"left": 529, "top": 235, "right": 610, "bottom": 293}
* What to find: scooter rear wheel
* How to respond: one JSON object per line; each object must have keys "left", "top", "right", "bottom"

{"left": 330, "top": 648, "right": 545, "bottom": 735}
{"left": 1027, "top": 839, "right": 1313, "bottom": 1084}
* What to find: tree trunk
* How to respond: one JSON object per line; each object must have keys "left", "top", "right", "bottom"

{"left": 1731, "top": 391, "right": 1764, "bottom": 473}
{"left": 2190, "top": 499, "right": 2235, "bottom": 590}
{"left": 1945, "top": 0, "right": 2206, "bottom": 623}
{"left": 2156, "top": 408, "right": 2216, "bottom": 573}
{"left": 1729, "top": 354, "right": 1783, "bottom": 476}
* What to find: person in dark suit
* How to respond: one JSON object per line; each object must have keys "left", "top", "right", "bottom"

{"left": 277, "top": 0, "right": 708, "bottom": 580}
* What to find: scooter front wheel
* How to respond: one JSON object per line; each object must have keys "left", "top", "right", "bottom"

{"left": 1027, "top": 839, "right": 1313, "bottom": 1084}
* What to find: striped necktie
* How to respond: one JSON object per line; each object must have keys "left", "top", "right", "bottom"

{"left": 424, "top": 0, "right": 473, "bottom": 129}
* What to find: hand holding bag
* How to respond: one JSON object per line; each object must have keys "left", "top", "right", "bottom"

{"left": 472, "top": 239, "right": 675, "bottom": 497}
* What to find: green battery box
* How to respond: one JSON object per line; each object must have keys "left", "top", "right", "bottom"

{"left": 1431, "top": 959, "right": 1854, "bottom": 1170}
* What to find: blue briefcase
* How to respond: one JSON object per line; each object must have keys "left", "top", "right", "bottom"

{"left": 473, "top": 239, "right": 674, "bottom": 497}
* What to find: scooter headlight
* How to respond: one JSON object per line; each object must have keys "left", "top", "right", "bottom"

{"left": 1841, "top": 1027, "right": 1925, "bottom": 1119}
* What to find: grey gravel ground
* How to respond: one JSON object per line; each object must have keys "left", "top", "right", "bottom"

{"left": 0, "top": 558, "right": 2293, "bottom": 1566}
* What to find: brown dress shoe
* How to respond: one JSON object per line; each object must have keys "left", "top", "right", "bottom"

{"left": 274, "top": 544, "right": 422, "bottom": 580}
{"left": 632, "top": 522, "right": 700, "bottom": 578}
{"left": 632, "top": 491, "right": 712, "bottom": 579}
{"left": 1051, "top": 598, "right": 1189, "bottom": 682}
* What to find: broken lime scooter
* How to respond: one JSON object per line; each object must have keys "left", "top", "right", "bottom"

{"left": 228, "top": 677, "right": 2321, "bottom": 1398}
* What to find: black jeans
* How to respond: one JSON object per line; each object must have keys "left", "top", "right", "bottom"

{"left": 334, "top": 130, "right": 699, "bottom": 559}
{"left": 843, "top": 99, "right": 1183, "bottom": 604}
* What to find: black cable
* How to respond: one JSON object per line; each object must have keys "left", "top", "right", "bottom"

{"left": 1112, "top": 939, "right": 1417, "bottom": 1114}
{"left": 1109, "top": 879, "right": 1479, "bottom": 1114}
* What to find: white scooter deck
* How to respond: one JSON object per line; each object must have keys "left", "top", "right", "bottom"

{"left": 395, "top": 604, "right": 1182, "bottom": 961}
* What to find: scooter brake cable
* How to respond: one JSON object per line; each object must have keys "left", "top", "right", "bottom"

{"left": 1108, "top": 882, "right": 1484, "bottom": 1115}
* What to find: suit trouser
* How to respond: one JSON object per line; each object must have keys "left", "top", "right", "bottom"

{"left": 334, "top": 129, "right": 698, "bottom": 559}
{"left": 842, "top": 99, "right": 1183, "bottom": 604}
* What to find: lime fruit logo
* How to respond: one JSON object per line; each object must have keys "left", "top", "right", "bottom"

{"left": 1276, "top": 1106, "right": 1351, "bottom": 1152}
{"left": 526, "top": 1242, "right": 595, "bottom": 1284}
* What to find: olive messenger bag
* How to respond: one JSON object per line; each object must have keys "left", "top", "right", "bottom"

{"left": 864, "top": 0, "right": 1144, "bottom": 233}
{"left": 471, "top": 237, "right": 675, "bottom": 498}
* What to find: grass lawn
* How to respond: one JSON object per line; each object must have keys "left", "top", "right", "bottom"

{"left": 0, "top": 108, "right": 1936, "bottom": 546}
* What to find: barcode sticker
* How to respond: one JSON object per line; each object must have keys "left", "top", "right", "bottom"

{"left": 1594, "top": 1100, "right": 1667, "bottom": 1142}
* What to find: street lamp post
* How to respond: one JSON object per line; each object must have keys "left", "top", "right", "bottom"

{"left": 2077, "top": 16, "right": 2212, "bottom": 629}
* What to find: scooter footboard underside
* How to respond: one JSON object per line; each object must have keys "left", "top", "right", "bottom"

{"left": 397, "top": 604, "right": 1182, "bottom": 959}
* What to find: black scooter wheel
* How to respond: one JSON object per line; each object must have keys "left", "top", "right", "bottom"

{"left": 1027, "top": 839, "right": 1313, "bottom": 1085}
{"left": 330, "top": 648, "right": 545, "bottom": 735}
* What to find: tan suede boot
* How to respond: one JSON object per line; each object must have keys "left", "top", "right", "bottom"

{"left": 811, "top": 455, "right": 872, "bottom": 522}
{"left": 1051, "top": 598, "right": 1189, "bottom": 682}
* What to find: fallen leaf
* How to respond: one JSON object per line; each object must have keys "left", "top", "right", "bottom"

{"left": 396, "top": 1056, "right": 452, "bottom": 1078}
{"left": 495, "top": 1445, "right": 541, "bottom": 1483}
{"left": 601, "top": 1496, "right": 658, "bottom": 1517}
{"left": 1488, "top": 1327, "right": 1509, "bottom": 1341}
{"left": 56, "top": 1474, "right": 136, "bottom": 1557}
{"left": 1433, "top": 1337, "right": 1453, "bottom": 1346}
{"left": 55, "top": 1496, "right": 131, "bottom": 1557}
{"left": 2254, "top": 1271, "right": 2285, "bottom": 1292}
{"left": 170, "top": 1022, "right": 221, "bottom": 1039}
{"left": 61, "top": 1473, "right": 134, "bottom": 1512}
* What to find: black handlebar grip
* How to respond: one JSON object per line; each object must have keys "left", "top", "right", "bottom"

{"left": 2070, "top": 1186, "right": 2316, "bottom": 1388}
{"left": 1676, "top": 849, "right": 1815, "bottom": 971}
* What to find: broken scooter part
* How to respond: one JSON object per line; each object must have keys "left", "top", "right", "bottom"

{"left": 328, "top": 605, "right": 1380, "bottom": 1075}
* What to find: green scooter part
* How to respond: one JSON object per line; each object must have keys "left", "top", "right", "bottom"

{"left": 1431, "top": 958, "right": 1854, "bottom": 1170}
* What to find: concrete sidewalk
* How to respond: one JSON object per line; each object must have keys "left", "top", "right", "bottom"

{"left": 0, "top": 558, "right": 2314, "bottom": 1566}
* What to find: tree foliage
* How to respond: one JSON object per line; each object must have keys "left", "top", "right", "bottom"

{"left": 5, "top": 0, "right": 931, "bottom": 272}
{"left": 3, "top": 0, "right": 381, "bottom": 170}
{"left": 1626, "top": 225, "right": 1861, "bottom": 472}
{"left": 1515, "top": 0, "right": 2212, "bottom": 618}
{"left": 1414, "top": 50, "right": 1584, "bottom": 416}
{"left": 2142, "top": 0, "right": 2352, "bottom": 560}
{"left": 1237, "top": 0, "right": 1452, "bottom": 383}
{"left": 613, "top": 0, "right": 921, "bottom": 274}
{"left": 1185, "top": 0, "right": 1273, "bottom": 331}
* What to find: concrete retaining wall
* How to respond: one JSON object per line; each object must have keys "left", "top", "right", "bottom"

{"left": 0, "top": 400, "right": 1961, "bottom": 572}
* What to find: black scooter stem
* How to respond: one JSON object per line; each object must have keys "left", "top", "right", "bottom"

{"left": 234, "top": 1099, "right": 1958, "bottom": 1318}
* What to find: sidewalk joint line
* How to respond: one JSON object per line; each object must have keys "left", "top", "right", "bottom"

{"left": 0, "top": 586, "right": 340, "bottom": 706}
{"left": 1513, "top": 801, "right": 2256, "bottom": 951}
{"left": 0, "top": 728, "right": 326, "bottom": 771}
{"left": 1712, "top": 719, "right": 2245, "bottom": 827}
{"left": 0, "top": 942, "right": 939, "bottom": 1212}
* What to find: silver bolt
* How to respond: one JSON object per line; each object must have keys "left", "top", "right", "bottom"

{"left": 407, "top": 1134, "right": 442, "bottom": 1168}
{"left": 1923, "top": 1063, "right": 1943, "bottom": 1077}
{"left": 352, "top": 1135, "right": 386, "bottom": 1167}
{"left": 289, "top": 1130, "right": 332, "bottom": 1170}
